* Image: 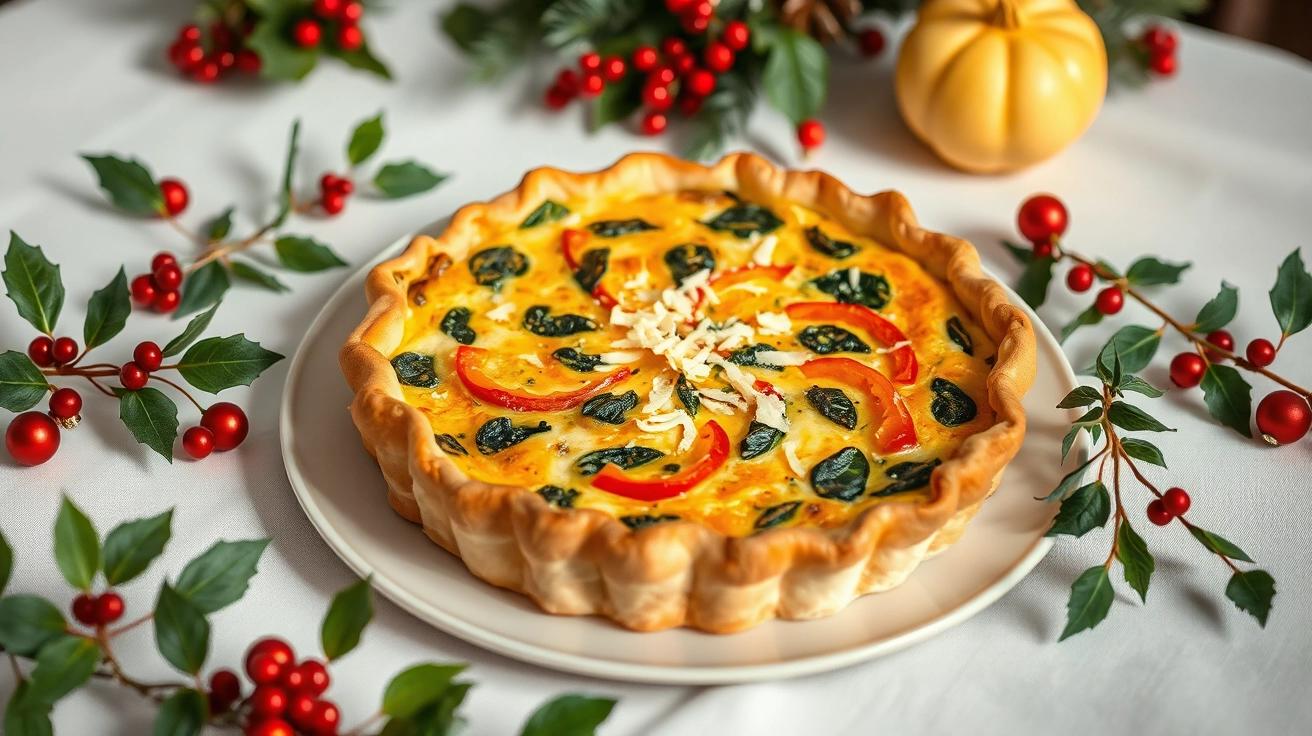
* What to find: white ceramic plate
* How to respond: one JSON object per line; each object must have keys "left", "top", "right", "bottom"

{"left": 279, "top": 228, "right": 1082, "bottom": 685}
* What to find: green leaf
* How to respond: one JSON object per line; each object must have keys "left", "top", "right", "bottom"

{"left": 1269, "top": 249, "right": 1312, "bottom": 338}
{"left": 1059, "top": 565, "right": 1114, "bottom": 641}
{"left": 154, "top": 584, "right": 209, "bottom": 674}
{"left": 115, "top": 386, "right": 179, "bottom": 462}
{"left": 591, "top": 73, "right": 641, "bottom": 130}
{"left": 762, "top": 27, "right": 828, "bottom": 124}
{"left": 230, "top": 261, "right": 291, "bottom": 292}
{"left": 5, "top": 682, "right": 53, "bottom": 736}
{"left": 0, "top": 350, "right": 51, "bottom": 411}
{"left": 409, "top": 681, "right": 472, "bottom": 736}
{"left": 83, "top": 267, "right": 131, "bottom": 350}
{"left": 248, "top": 21, "right": 318, "bottom": 81}
{"left": 1187, "top": 525, "right": 1254, "bottom": 563}
{"left": 1061, "top": 425, "right": 1083, "bottom": 464}
{"left": 274, "top": 236, "right": 348, "bottom": 273}
{"left": 27, "top": 635, "right": 101, "bottom": 707}
{"left": 3, "top": 232, "right": 64, "bottom": 335}
{"left": 274, "top": 119, "right": 302, "bottom": 227}
{"left": 1046, "top": 481, "right": 1110, "bottom": 538}
{"left": 205, "top": 207, "right": 234, "bottom": 242}
{"left": 175, "top": 261, "right": 230, "bottom": 319}
{"left": 1057, "top": 386, "right": 1102, "bottom": 409}
{"left": 520, "top": 695, "right": 617, "bottom": 736}
{"left": 458, "top": 0, "right": 554, "bottom": 81}
{"left": 1015, "top": 255, "right": 1056, "bottom": 309}
{"left": 162, "top": 302, "right": 220, "bottom": 358}
{"left": 329, "top": 38, "right": 393, "bottom": 79}
{"left": 177, "top": 334, "right": 284, "bottom": 394}
{"left": 1200, "top": 363, "right": 1252, "bottom": 438}
{"left": 1125, "top": 257, "right": 1190, "bottom": 286}
{"left": 1119, "top": 437, "right": 1166, "bottom": 468}
{"left": 1001, "top": 240, "right": 1032, "bottom": 265}
{"left": 153, "top": 689, "right": 206, "bottom": 736}
{"left": 1092, "top": 325, "right": 1161, "bottom": 376}
{"left": 1119, "top": 375, "right": 1166, "bottom": 398}
{"left": 322, "top": 577, "right": 374, "bottom": 661}
{"left": 348, "top": 113, "right": 385, "bottom": 166}
{"left": 374, "top": 162, "right": 448, "bottom": 199}
{"left": 174, "top": 539, "right": 270, "bottom": 614}
{"left": 542, "top": 0, "right": 644, "bottom": 50}
{"left": 1225, "top": 570, "right": 1276, "bottom": 627}
{"left": 0, "top": 527, "right": 11, "bottom": 596}
{"left": 0, "top": 596, "right": 66, "bottom": 657}
{"left": 1193, "top": 281, "right": 1239, "bottom": 333}
{"left": 382, "top": 664, "right": 469, "bottom": 718}
{"left": 1042, "top": 453, "right": 1098, "bottom": 502}
{"left": 520, "top": 201, "right": 571, "bottom": 230}
{"left": 102, "top": 509, "right": 173, "bottom": 586}
{"left": 1107, "top": 401, "right": 1175, "bottom": 433}
{"left": 53, "top": 495, "right": 99, "bottom": 591}
{"left": 1059, "top": 305, "right": 1103, "bottom": 344}
{"left": 80, "top": 154, "right": 163, "bottom": 215}
{"left": 1116, "top": 519, "right": 1154, "bottom": 603}
{"left": 442, "top": 4, "right": 492, "bottom": 51}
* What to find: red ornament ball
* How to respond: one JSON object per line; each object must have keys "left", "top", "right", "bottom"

{"left": 1150, "top": 51, "right": 1177, "bottom": 76}
{"left": 1146, "top": 499, "right": 1173, "bottom": 526}
{"left": 159, "top": 179, "right": 189, "bottom": 217}
{"left": 1161, "top": 487, "right": 1191, "bottom": 517}
{"left": 6, "top": 412, "right": 60, "bottom": 466}
{"left": 339, "top": 1, "right": 364, "bottom": 23}
{"left": 96, "top": 592, "right": 125, "bottom": 624}
{"left": 209, "top": 669, "right": 242, "bottom": 712}
{"left": 1066, "top": 263, "right": 1094, "bottom": 292}
{"left": 236, "top": 49, "right": 262, "bottom": 74}
{"left": 602, "top": 56, "right": 626, "bottom": 83}
{"left": 337, "top": 25, "right": 363, "bottom": 52}
{"left": 312, "top": 0, "right": 342, "bottom": 19}
{"left": 153, "top": 288, "right": 181, "bottom": 314}
{"left": 309, "top": 699, "right": 341, "bottom": 734}
{"left": 130, "top": 275, "right": 158, "bottom": 307}
{"left": 153, "top": 262, "right": 184, "bottom": 292}
{"left": 49, "top": 388, "right": 82, "bottom": 419}
{"left": 685, "top": 69, "right": 715, "bottom": 97}
{"left": 722, "top": 21, "right": 750, "bottom": 51}
{"left": 119, "top": 362, "right": 149, "bottom": 392}
{"left": 1204, "top": 329, "right": 1234, "bottom": 362}
{"left": 1017, "top": 194, "right": 1068, "bottom": 245}
{"left": 246, "top": 719, "right": 294, "bottom": 736}
{"left": 28, "top": 336, "right": 55, "bottom": 367}
{"left": 52, "top": 336, "right": 79, "bottom": 365}
{"left": 632, "top": 45, "right": 658, "bottom": 72}
{"left": 797, "top": 119, "right": 825, "bottom": 150}
{"left": 639, "top": 112, "right": 668, "bottom": 136}
{"left": 703, "top": 41, "right": 734, "bottom": 73}
{"left": 250, "top": 686, "right": 290, "bottom": 719}
{"left": 1169, "top": 352, "right": 1206, "bottom": 388}
{"left": 292, "top": 19, "right": 322, "bottom": 48}
{"left": 661, "top": 37, "right": 687, "bottom": 58}
{"left": 183, "top": 426, "right": 216, "bottom": 459}
{"left": 201, "top": 402, "right": 250, "bottom": 451}
{"left": 1255, "top": 390, "right": 1311, "bottom": 446}
{"left": 1246, "top": 338, "right": 1276, "bottom": 367}
{"left": 858, "top": 28, "right": 885, "bottom": 57}
{"left": 1094, "top": 286, "right": 1123, "bottom": 315}
{"left": 288, "top": 691, "right": 318, "bottom": 728}
{"left": 72, "top": 594, "right": 99, "bottom": 625}
{"left": 151, "top": 252, "right": 177, "bottom": 271}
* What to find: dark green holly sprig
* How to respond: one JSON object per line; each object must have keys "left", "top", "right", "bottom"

{"left": 82, "top": 113, "right": 448, "bottom": 320}
{"left": 0, "top": 498, "right": 617, "bottom": 735}
{"left": 1047, "top": 348, "right": 1276, "bottom": 640}
{"left": 1, "top": 233, "right": 283, "bottom": 464}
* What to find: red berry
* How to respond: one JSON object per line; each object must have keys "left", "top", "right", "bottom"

{"left": 1161, "top": 487, "right": 1191, "bottom": 516}
{"left": 319, "top": 173, "right": 340, "bottom": 193}
{"left": 1143, "top": 25, "right": 1177, "bottom": 55}
{"left": 292, "top": 19, "right": 322, "bottom": 48}
{"left": 250, "top": 686, "right": 289, "bottom": 719}
{"left": 236, "top": 49, "right": 262, "bottom": 74}
{"left": 689, "top": 0, "right": 714, "bottom": 19}
{"left": 211, "top": 22, "right": 235, "bottom": 50}
{"left": 312, "top": 0, "right": 342, "bottom": 19}
{"left": 665, "top": 0, "right": 693, "bottom": 13}
{"left": 130, "top": 275, "right": 158, "bottom": 307}
{"left": 1169, "top": 353, "right": 1206, "bottom": 388}
{"left": 334, "top": 178, "right": 354, "bottom": 196}
{"left": 179, "top": 24, "right": 202, "bottom": 42}
{"left": 544, "top": 85, "right": 572, "bottom": 110}
{"left": 579, "top": 52, "right": 602, "bottom": 72}
{"left": 671, "top": 53, "right": 695, "bottom": 76}
{"left": 287, "top": 691, "right": 317, "bottom": 728}
{"left": 119, "top": 362, "right": 149, "bottom": 391}
{"left": 153, "top": 262, "right": 184, "bottom": 292}
{"left": 49, "top": 388, "right": 82, "bottom": 419}
{"left": 246, "top": 638, "right": 295, "bottom": 673}
{"left": 703, "top": 41, "right": 734, "bottom": 73}
{"left": 192, "top": 59, "right": 221, "bottom": 84}
{"left": 632, "top": 45, "right": 659, "bottom": 72}
{"left": 1204, "top": 329, "right": 1233, "bottom": 362}
{"left": 209, "top": 669, "right": 241, "bottom": 712}
{"left": 337, "top": 25, "right": 363, "bottom": 51}
{"left": 684, "top": 69, "right": 715, "bottom": 97}
{"left": 858, "top": 28, "right": 886, "bottom": 57}
{"left": 322, "top": 191, "right": 346, "bottom": 216}
{"left": 202, "top": 402, "right": 250, "bottom": 451}
{"left": 28, "top": 336, "right": 55, "bottom": 367}
{"left": 555, "top": 68, "right": 580, "bottom": 96}
{"left": 682, "top": 15, "right": 709, "bottom": 34}
{"left": 183, "top": 426, "right": 215, "bottom": 459}
{"left": 660, "top": 38, "right": 687, "bottom": 58}
{"left": 309, "top": 700, "right": 341, "bottom": 734}
{"left": 1017, "top": 194, "right": 1068, "bottom": 245}
{"left": 52, "top": 337, "right": 79, "bottom": 365}
{"left": 1146, "top": 499, "right": 1173, "bottom": 526}
{"left": 159, "top": 179, "right": 189, "bottom": 217}
{"left": 173, "top": 44, "right": 205, "bottom": 71}
{"left": 1066, "top": 263, "right": 1094, "bottom": 292}
{"left": 72, "top": 594, "right": 98, "bottom": 625}
{"left": 580, "top": 72, "right": 604, "bottom": 97}
{"left": 1095, "top": 287, "right": 1123, "bottom": 315}
{"left": 722, "top": 21, "right": 750, "bottom": 51}
{"left": 247, "top": 654, "right": 284, "bottom": 687}
{"left": 649, "top": 65, "right": 676, "bottom": 86}
{"left": 678, "top": 94, "right": 702, "bottom": 116}
{"left": 339, "top": 1, "right": 364, "bottom": 23}
{"left": 641, "top": 82, "right": 673, "bottom": 112}
{"left": 1255, "top": 390, "right": 1312, "bottom": 446}
{"left": 1033, "top": 242, "right": 1054, "bottom": 259}
{"left": 602, "top": 56, "right": 626, "bottom": 82}
{"left": 1150, "top": 51, "right": 1176, "bottom": 76}
{"left": 797, "top": 119, "right": 825, "bottom": 150}
{"left": 293, "top": 660, "right": 330, "bottom": 695}
{"left": 216, "top": 50, "right": 236, "bottom": 70}
{"left": 153, "top": 288, "right": 181, "bottom": 314}
{"left": 1246, "top": 338, "right": 1276, "bottom": 367}
{"left": 639, "top": 112, "right": 668, "bottom": 136}
{"left": 152, "top": 252, "right": 177, "bottom": 271}
{"left": 6, "top": 412, "right": 60, "bottom": 466}
{"left": 96, "top": 592, "right": 125, "bottom": 624}
{"left": 246, "top": 719, "right": 294, "bottom": 736}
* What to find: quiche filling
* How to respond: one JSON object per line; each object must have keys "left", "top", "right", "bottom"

{"left": 390, "top": 191, "right": 997, "bottom": 538}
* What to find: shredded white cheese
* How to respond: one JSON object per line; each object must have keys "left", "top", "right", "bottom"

{"left": 635, "top": 411, "right": 697, "bottom": 453}
{"left": 623, "top": 270, "right": 650, "bottom": 289}
{"left": 486, "top": 302, "right": 515, "bottom": 322}
{"left": 755, "top": 311, "right": 792, "bottom": 336}
{"left": 848, "top": 266, "right": 861, "bottom": 291}
{"left": 752, "top": 235, "right": 778, "bottom": 265}
{"left": 783, "top": 441, "right": 806, "bottom": 477}
{"left": 519, "top": 354, "right": 544, "bottom": 368}
{"left": 643, "top": 375, "right": 674, "bottom": 414}
{"left": 754, "top": 350, "right": 811, "bottom": 368}
{"left": 599, "top": 350, "right": 645, "bottom": 364}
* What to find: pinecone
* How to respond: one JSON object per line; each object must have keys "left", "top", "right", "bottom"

{"left": 778, "top": 0, "right": 863, "bottom": 43}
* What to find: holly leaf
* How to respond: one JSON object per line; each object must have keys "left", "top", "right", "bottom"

{"left": 1116, "top": 519, "right": 1154, "bottom": 603}
{"left": 442, "top": 4, "right": 491, "bottom": 51}
{"left": 1119, "top": 437, "right": 1166, "bottom": 468}
{"left": 53, "top": 495, "right": 99, "bottom": 592}
{"left": 154, "top": 584, "right": 209, "bottom": 675}
{"left": 248, "top": 21, "right": 318, "bottom": 81}
{"left": 520, "top": 695, "right": 617, "bottom": 736}
{"left": 26, "top": 635, "right": 101, "bottom": 707}
{"left": 1125, "top": 257, "right": 1189, "bottom": 286}
{"left": 1059, "top": 305, "right": 1103, "bottom": 344}
{"left": 1057, "top": 385, "right": 1102, "bottom": 409}
{"left": 761, "top": 27, "right": 828, "bottom": 124}
{"left": 175, "top": 261, "right": 230, "bottom": 319}
{"left": 102, "top": 509, "right": 173, "bottom": 587}
{"left": 1226, "top": 570, "right": 1276, "bottom": 627}
{"left": 348, "top": 113, "right": 385, "bottom": 166}
{"left": 1001, "top": 240, "right": 1032, "bottom": 265}
{"left": 83, "top": 267, "right": 131, "bottom": 350}
{"left": 0, "top": 527, "right": 11, "bottom": 596}
{"left": 591, "top": 73, "right": 641, "bottom": 130}
{"left": 1119, "top": 375, "right": 1166, "bottom": 399}
{"left": 4, "top": 232, "right": 64, "bottom": 335}
{"left": 1188, "top": 525, "right": 1254, "bottom": 563}
{"left": 1200, "top": 364, "right": 1252, "bottom": 438}
{"left": 1061, "top": 423, "right": 1084, "bottom": 464}
{"left": 80, "top": 154, "right": 163, "bottom": 215}
{"left": 154, "top": 689, "right": 207, "bottom": 736}
{"left": 1041, "top": 453, "right": 1098, "bottom": 501}
{"left": 1193, "top": 281, "right": 1239, "bottom": 333}
{"left": 322, "top": 577, "right": 374, "bottom": 661}
{"left": 1107, "top": 401, "right": 1175, "bottom": 433}
{"left": 1091, "top": 325, "right": 1160, "bottom": 375}
{"left": 273, "top": 119, "right": 301, "bottom": 227}
{"left": 328, "top": 39, "right": 393, "bottom": 80}
{"left": 381, "top": 664, "right": 468, "bottom": 719}
{"left": 1059, "top": 565, "right": 1114, "bottom": 641}
{"left": 205, "top": 207, "right": 234, "bottom": 242}
{"left": 176, "top": 334, "right": 284, "bottom": 394}
{"left": 1015, "top": 255, "right": 1056, "bottom": 309}
{"left": 1269, "top": 249, "right": 1312, "bottom": 338}
{"left": 1046, "top": 481, "right": 1110, "bottom": 538}
{"left": 5, "top": 681, "right": 54, "bottom": 736}
{"left": 162, "top": 302, "right": 220, "bottom": 358}
{"left": 274, "top": 236, "right": 348, "bottom": 272}
{"left": 174, "top": 539, "right": 270, "bottom": 614}
{"left": 231, "top": 261, "right": 291, "bottom": 292}
{"left": 0, "top": 350, "right": 51, "bottom": 412}
{"left": 0, "top": 596, "right": 66, "bottom": 657}
{"left": 115, "top": 387, "right": 179, "bottom": 462}
{"left": 374, "top": 162, "right": 448, "bottom": 199}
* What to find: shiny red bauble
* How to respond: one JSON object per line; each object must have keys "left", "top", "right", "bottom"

{"left": 703, "top": 42, "right": 734, "bottom": 73}
{"left": 1146, "top": 499, "right": 1173, "bottom": 526}
{"left": 183, "top": 426, "right": 216, "bottom": 459}
{"left": 153, "top": 288, "right": 181, "bottom": 314}
{"left": 209, "top": 669, "right": 242, "bottom": 712}
{"left": 722, "top": 21, "right": 749, "bottom": 51}
{"left": 52, "top": 336, "right": 79, "bottom": 365}
{"left": 49, "top": 388, "right": 82, "bottom": 419}
{"left": 601, "top": 56, "right": 626, "bottom": 82}
{"left": 1169, "top": 352, "right": 1206, "bottom": 388}
{"left": 858, "top": 28, "right": 885, "bottom": 57}
{"left": 130, "top": 275, "right": 158, "bottom": 307}
{"left": 797, "top": 119, "right": 825, "bottom": 150}
{"left": 1204, "top": 329, "right": 1233, "bottom": 362}
{"left": 631, "top": 45, "right": 658, "bottom": 72}
{"left": 246, "top": 719, "right": 294, "bottom": 736}
{"left": 1094, "top": 286, "right": 1124, "bottom": 315}
{"left": 96, "top": 592, "right": 125, "bottom": 624}
{"left": 133, "top": 342, "right": 163, "bottom": 372}
{"left": 292, "top": 19, "right": 322, "bottom": 48}
{"left": 28, "top": 336, "right": 55, "bottom": 367}
{"left": 1017, "top": 194, "right": 1068, "bottom": 245}
{"left": 684, "top": 69, "right": 715, "bottom": 97}
{"left": 159, "top": 179, "right": 189, "bottom": 217}
{"left": 1255, "top": 390, "right": 1311, "bottom": 446}
{"left": 639, "top": 112, "right": 667, "bottom": 136}
{"left": 119, "top": 362, "right": 149, "bottom": 391}
{"left": 337, "top": 25, "right": 363, "bottom": 52}
{"left": 72, "top": 593, "right": 99, "bottom": 625}
{"left": 1246, "top": 338, "right": 1276, "bottom": 367}
{"left": 7, "top": 412, "right": 59, "bottom": 466}
{"left": 309, "top": 700, "right": 341, "bottom": 734}
{"left": 1161, "top": 487, "right": 1191, "bottom": 517}
{"left": 1066, "top": 263, "right": 1094, "bottom": 293}
{"left": 250, "top": 686, "right": 289, "bottom": 719}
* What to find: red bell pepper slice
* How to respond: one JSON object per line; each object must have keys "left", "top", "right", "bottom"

{"left": 707, "top": 263, "right": 795, "bottom": 291}
{"left": 785, "top": 301, "right": 918, "bottom": 383}
{"left": 800, "top": 357, "right": 918, "bottom": 454}
{"left": 560, "top": 228, "right": 619, "bottom": 308}
{"left": 591, "top": 420, "right": 730, "bottom": 502}
{"left": 753, "top": 379, "right": 783, "bottom": 400}
{"left": 454, "top": 346, "right": 630, "bottom": 412}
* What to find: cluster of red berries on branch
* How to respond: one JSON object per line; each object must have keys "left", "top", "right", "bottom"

{"left": 1139, "top": 23, "right": 1179, "bottom": 77}
{"left": 131, "top": 249, "right": 187, "bottom": 314}
{"left": 72, "top": 591, "right": 127, "bottom": 628}
{"left": 231, "top": 638, "right": 341, "bottom": 735}
{"left": 291, "top": 0, "right": 367, "bottom": 52}
{"left": 317, "top": 173, "right": 355, "bottom": 216}
{"left": 167, "top": 21, "right": 262, "bottom": 83}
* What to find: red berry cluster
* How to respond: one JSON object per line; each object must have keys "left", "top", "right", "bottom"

{"left": 1019, "top": 195, "right": 1129, "bottom": 318}
{"left": 1147, "top": 487, "right": 1191, "bottom": 526}
{"left": 167, "top": 22, "right": 262, "bottom": 83}
{"left": 293, "top": 0, "right": 366, "bottom": 52}
{"left": 1141, "top": 24, "right": 1178, "bottom": 77}
{"left": 184, "top": 402, "right": 250, "bottom": 459}
{"left": 232, "top": 638, "right": 340, "bottom": 736}
{"left": 318, "top": 173, "right": 355, "bottom": 216}
{"left": 71, "top": 591, "right": 126, "bottom": 627}
{"left": 131, "top": 250, "right": 186, "bottom": 314}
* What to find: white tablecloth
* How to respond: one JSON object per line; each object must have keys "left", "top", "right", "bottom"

{"left": 2, "top": 0, "right": 1311, "bottom": 733}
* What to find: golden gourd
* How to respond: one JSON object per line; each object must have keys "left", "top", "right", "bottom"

{"left": 895, "top": 0, "right": 1108, "bottom": 174}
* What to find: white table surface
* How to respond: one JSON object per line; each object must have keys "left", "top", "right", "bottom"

{"left": 2, "top": 1, "right": 1311, "bottom": 733}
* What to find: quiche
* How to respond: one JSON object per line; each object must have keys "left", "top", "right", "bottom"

{"left": 341, "top": 153, "right": 1036, "bottom": 633}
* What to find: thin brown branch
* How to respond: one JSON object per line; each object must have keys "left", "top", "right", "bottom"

{"left": 148, "top": 374, "right": 204, "bottom": 412}
{"left": 107, "top": 613, "right": 153, "bottom": 639}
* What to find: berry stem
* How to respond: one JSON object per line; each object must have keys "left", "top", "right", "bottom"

{"left": 164, "top": 215, "right": 202, "bottom": 246}
{"left": 106, "top": 612, "right": 154, "bottom": 639}
{"left": 148, "top": 374, "right": 205, "bottom": 412}
{"left": 94, "top": 630, "right": 186, "bottom": 704}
